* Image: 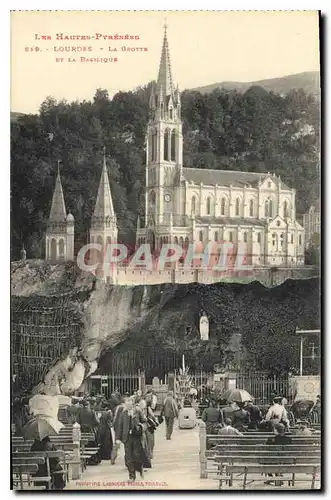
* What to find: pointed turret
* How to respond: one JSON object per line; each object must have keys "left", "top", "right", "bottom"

{"left": 93, "top": 148, "right": 116, "bottom": 222}
{"left": 46, "top": 160, "right": 74, "bottom": 262}
{"left": 49, "top": 161, "right": 66, "bottom": 222}
{"left": 157, "top": 23, "right": 174, "bottom": 97}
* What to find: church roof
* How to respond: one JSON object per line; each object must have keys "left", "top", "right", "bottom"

{"left": 93, "top": 153, "right": 116, "bottom": 219}
{"left": 183, "top": 167, "right": 290, "bottom": 190}
{"left": 157, "top": 25, "right": 174, "bottom": 97}
{"left": 195, "top": 216, "right": 266, "bottom": 227}
{"left": 49, "top": 167, "right": 66, "bottom": 222}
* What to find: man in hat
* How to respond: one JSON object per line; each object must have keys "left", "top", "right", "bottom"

{"left": 160, "top": 391, "right": 178, "bottom": 440}
{"left": 112, "top": 393, "right": 130, "bottom": 465}
{"left": 265, "top": 396, "right": 289, "bottom": 430}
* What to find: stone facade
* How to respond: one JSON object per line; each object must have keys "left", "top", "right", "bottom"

{"left": 136, "top": 27, "right": 305, "bottom": 267}
{"left": 303, "top": 201, "right": 320, "bottom": 248}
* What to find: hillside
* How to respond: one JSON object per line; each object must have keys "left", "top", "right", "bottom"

{"left": 191, "top": 71, "right": 320, "bottom": 97}
{"left": 11, "top": 260, "right": 320, "bottom": 394}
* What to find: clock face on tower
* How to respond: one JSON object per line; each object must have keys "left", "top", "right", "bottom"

{"left": 164, "top": 194, "right": 171, "bottom": 202}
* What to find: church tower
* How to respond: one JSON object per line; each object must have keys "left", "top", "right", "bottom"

{"left": 90, "top": 148, "right": 118, "bottom": 270}
{"left": 143, "top": 24, "right": 183, "bottom": 250}
{"left": 46, "top": 162, "right": 75, "bottom": 262}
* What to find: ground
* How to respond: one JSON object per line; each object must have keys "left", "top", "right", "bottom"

{"left": 65, "top": 421, "right": 319, "bottom": 491}
{"left": 65, "top": 421, "right": 216, "bottom": 491}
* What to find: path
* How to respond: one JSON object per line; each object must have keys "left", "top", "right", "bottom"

{"left": 66, "top": 421, "right": 216, "bottom": 490}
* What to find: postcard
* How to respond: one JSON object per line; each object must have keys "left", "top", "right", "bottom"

{"left": 11, "top": 10, "right": 321, "bottom": 491}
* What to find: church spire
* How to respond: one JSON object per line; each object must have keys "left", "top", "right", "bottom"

{"left": 93, "top": 148, "right": 116, "bottom": 220}
{"left": 49, "top": 160, "right": 67, "bottom": 222}
{"left": 157, "top": 21, "right": 174, "bottom": 97}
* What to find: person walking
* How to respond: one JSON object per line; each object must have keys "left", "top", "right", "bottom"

{"left": 97, "top": 405, "right": 114, "bottom": 461}
{"left": 112, "top": 393, "right": 129, "bottom": 464}
{"left": 117, "top": 398, "right": 151, "bottom": 482}
{"left": 161, "top": 391, "right": 179, "bottom": 440}
{"left": 145, "top": 400, "right": 159, "bottom": 459}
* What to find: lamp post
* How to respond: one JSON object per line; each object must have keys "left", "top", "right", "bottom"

{"left": 296, "top": 329, "right": 320, "bottom": 376}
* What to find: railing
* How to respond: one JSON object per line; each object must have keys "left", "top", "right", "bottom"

{"left": 235, "top": 374, "right": 290, "bottom": 405}
{"left": 88, "top": 372, "right": 142, "bottom": 397}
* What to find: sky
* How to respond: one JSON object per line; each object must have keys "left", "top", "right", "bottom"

{"left": 11, "top": 10, "right": 320, "bottom": 114}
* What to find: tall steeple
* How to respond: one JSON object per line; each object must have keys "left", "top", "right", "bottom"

{"left": 90, "top": 148, "right": 118, "bottom": 283}
{"left": 93, "top": 148, "right": 116, "bottom": 221}
{"left": 49, "top": 160, "right": 66, "bottom": 222}
{"left": 156, "top": 21, "right": 174, "bottom": 97}
{"left": 46, "top": 160, "right": 74, "bottom": 262}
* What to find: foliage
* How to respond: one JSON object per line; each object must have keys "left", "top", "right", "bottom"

{"left": 305, "top": 232, "right": 320, "bottom": 266}
{"left": 11, "top": 85, "right": 319, "bottom": 259}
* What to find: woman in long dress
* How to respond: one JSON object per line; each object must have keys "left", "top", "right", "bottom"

{"left": 145, "top": 400, "right": 158, "bottom": 459}
{"left": 98, "top": 407, "right": 114, "bottom": 460}
{"left": 137, "top": 398, "right": 154, "bottom": 465}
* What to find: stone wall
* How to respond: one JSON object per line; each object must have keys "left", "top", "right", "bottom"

{"left": 113, "top": 265, "right": 319, "bottom": 287}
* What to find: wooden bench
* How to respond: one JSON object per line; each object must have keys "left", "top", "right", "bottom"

{"left": 220, "top": 464, "right": 321, "bottom": 490}
{"left": 12, "top": 450, "right": 71, "bottom": 481}
{"left": 199, "top": 422, "right": 321, "bottom": 479}
{"left": 12, "top": 463, "right": 50, "bottom": 490}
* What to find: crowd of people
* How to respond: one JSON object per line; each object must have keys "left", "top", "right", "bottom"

{"left": 200, "top": 394, "right": 321, "bottom": 443}
{"left": 12, "top": 387, "right": 321, "bottom": 489}
{"left": 67, "top": 388, "right": 181, "bottom": 482}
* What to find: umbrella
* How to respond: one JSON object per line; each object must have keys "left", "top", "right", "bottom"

{"left": 23, "top": 416, "right": 64, "bottom": 441}
{"left": 222, "top": 388, "right": 254, "bottom": 403}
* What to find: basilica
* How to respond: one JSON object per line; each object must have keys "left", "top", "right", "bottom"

{"left": 46, "top": 26, "right": 305, "bottom": 268}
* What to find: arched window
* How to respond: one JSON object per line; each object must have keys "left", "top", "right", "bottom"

{"left": 174, "top": 236, "right": 178, "bottom": 245}
{"left": 214, "top": 231, "right": 219, "bottom": 242}
{"left": 199, "top": 231, "right": 203, "bottom": 242}
{"left": 149, "top": 191, "right": 156, "bottom": 210}
{"left": 169, "top": 108, "right": 173, "bottom": 120}
{"left": 249, "top": 199, "right": 254, "bottom": 217}
{"left": 280, "top": 233, "right": 284, "bottom": 247}
{"left": 221, "top": 197, "right": 226, "bottom": 216}
{"left": 269, "top": 200, "right": 273, "bottom": 218}
{"left": 257, "top": 233, "right": 261, "bottom": 244}
{"left": 161, "top": 102, "right": 164, "bottom": 119}
{"left": 179, "top": 236, "right": 184, "bottom": 247}
{"left": 151, "top": 131, "right": 157, "bottom": 162}
{"left": 171, "top": 130, "right": 176, "bottom": 161}
{"left": 191, "top": 196, "right": 196, "bottom": 215}
{"left": 265, "top": 200, "right": 269, "bottom": 217}
{"left": 283, "top": 201, "right": 289, "bottom": 218}
{"left": 164, "top": 129, "right": 169, "bottom": 161}
{"left": 51, "top": 238, "right": 57, "bottom": 261}
{"left": 243, "top": 232, "right": 248, "bottom": 243}
{"left": 291, "top": 233, "right": 294, "bottom": 244}
{"left": 235, "top": 198, "right": 240, "bottom": 216}
{"left": 206, "top": 197, "right": 211, "bottom": 215}
{"left": 229, "top": 232, "right": 233, "bottom": 243}
{"left": 184, "top": 237, "right": 189, "bottom": 249}
{"left": 299, "top": 234, "right": 302, "bottom": 245}
{"left": 272, "top": 233, "right": 277, "bottom": 247}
